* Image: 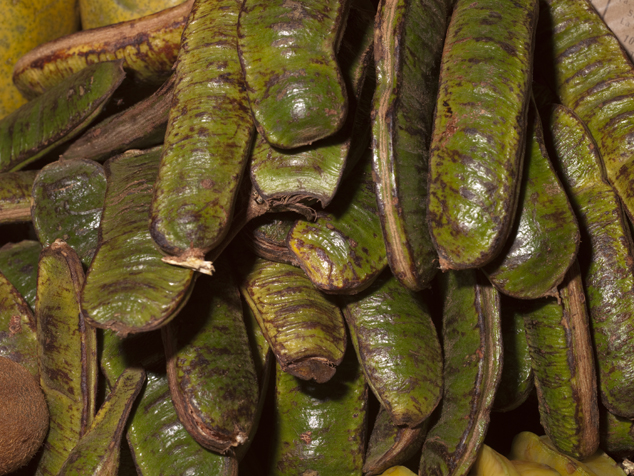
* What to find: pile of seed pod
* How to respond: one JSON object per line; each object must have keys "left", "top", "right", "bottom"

{"left": 1, "top": 0, "right": 634, "bottom": 474}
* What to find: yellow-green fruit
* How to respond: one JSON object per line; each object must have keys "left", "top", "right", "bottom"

{"left": 0, "top": 356, "right": 49, "bottom": 475}
{"left": 79, "top": 0, "right": 185, "bottom": 29}
{"left": 510, "top": 460, "right": 560, "bottom": 476}
{"left": 379, "top": 466, "right": 418, "bottom": 476}
{"left": 469, "top": 445, "right": 521, "bottom": 476}
{"left": 0, "top": 0, "right": 79, "bottom": 118}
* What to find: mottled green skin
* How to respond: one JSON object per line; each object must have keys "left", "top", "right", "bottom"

{"left": 0, "top": 171, "right": 37, "bottom": 224}
{"left": 150, "top": 0, "right": 255, "bottom": 257}
{"left": 238, "top": 257, "right": 346, "bottom": 383}
{"left": 36, "top": 242, "right": 97, "bottom": 476}
{"left": 241, "top": 213, "right": 297, "bottom": 265}
{"left": 249, "top": 0, "right": 374, "bottom": 206}
{"left": 483, "top": 103, "right": 579, "bottom": 298}
{"left": 534, "top": 0, "right": 634, "bottom": 224}
{"left": 521, "top": 266, "right": 599, "bottom": 460}
{"left": 82, "top": 148, "right": 194, "bottom": 335}
{"left": 269, "top": 348, "right": 367, "bottom": 475}
{"left": 426, "top": 0, "right": 537, "bottom": 270}
{"left": 543, "top": 104, "right": 634, "bottom": 419}
{"left": 0, "top": 240, "right": 41, "bottom": 310}
{"left": 288, "top": 152, "right": 387, "bottom": 294}
{"left": 0, "top": 271, "right": 37, "bottom": 378}
{"left": 0, "top": 61, "right": 125, "bottom": 173}
{"left": 58, "top": 368, "right": 145, "bottom": 476}
{"left": 419, "top": 270, "right": 502, "bottom": 476}
{"left": 342, "top": 271, "right": 441, "bottom": 427}
{"left": 372, "top": 0, "right": 452, "bottom": 290}
{"left": 164, "top": 262, "right": 260, "bottom": 453}
{"left": 599, "top": 406, "right": 634, "bottom": 458}
{"left": 493, "top": 295, "right": 534, "bottom": 412}
{"left": 237, "top": 0, "right": 349, "bottom": 149}
{"left": 32, "top": 159, "right": 107, "bottom": 268}
{"left": 363, "top": 391, "right": 428, "bottom": 476}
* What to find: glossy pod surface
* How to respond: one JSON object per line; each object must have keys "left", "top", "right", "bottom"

{"left": 0, "top": 240, "right": 41, "bottom": 310}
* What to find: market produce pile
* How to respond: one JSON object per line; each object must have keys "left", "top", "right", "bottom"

{"left": 1, "top": 0, "right": 634, "bottom": 474}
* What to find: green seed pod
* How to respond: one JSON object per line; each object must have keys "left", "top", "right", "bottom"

{"left": 363, "top": 405, "right": 429, "bottom": 476}
{"left": 149, "top": 0, "right": 255, "bottom": 263}
{"left": 599, "top": 406, "right": 634, "bottom": 459}
{"left": 419, "top": 269, "right": 503, "bottom": 476}
{"left": 521, "top": 261, "right": 600, "bottom": 460}
{"left": 0, "top": 271, "right": 37, "bottom": 379}
{"left": 287, "top": 151, "right": 388, "bottom": 294}
{"left": 31, "top": 159, "right": 107, "bottom": 268}
{"left": 237, "top": 257, "right": 347, "bottom": 383}
{"left": 0, "top": 61, "right": 126, "bottom": 173}
{"left": 239, "top": 213, "right": 298, "bottom": 265}
{"left": 372, "top": 0, "right": 453, "bottom": 291}
{"left": 342, "top": 271, "right": 442, "bottom": 427}
{"left": 493, "top": 294, "right": 534, "bottom": 413}
{"left": 269, "top": 348, "right": 368, "bottom": 475}
{"left": 0, "top": 171, "right": 37, "bottom": 225}
{"left": 426, "top": 0, "right": 538, "bottom": 270}
{"left": 81, "top": 148, "right": 195, "bottom": 335}
{"left": 542, "top": 103, "right": 634, "bottom": 419}
{"left": 0, "top": 240, "right": 41, "bottom": 311}
{"left": 163, "top": 259, "right": 260, "bottom": 454}
{"left": 482, "top": 100, "right": 579, "bottom": 299}
{"left": 248, "top": 0, "right": 375, "bottom": 206}
{"left": 36, "top": 241, "right": 97, "bottom": 476}
{"left": 57, "top": 368, "right": 145, "bottom": 476}
{"left": 62, "top": 76, "right": 174, "bottom": 163}
{"left": 237, "top": 0, "right": 349, "bottom": 149}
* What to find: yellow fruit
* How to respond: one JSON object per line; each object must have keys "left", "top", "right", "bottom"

{"left": 0, "top": 0, "right": 79, "bottom": 118}
{"left": 379, "top": 466, "right": 418, "bottom": 476}
{"left": 511, "top": 460, "right": 560, "bottom": 476}
{"left": 469, "top": 444, "right": 521, "bottom": 476}
{"left": 79, "top": 0, "right": 185, "bottom": 29}
{"left": 584, "top": 449, "right": 627, "bottom": 476}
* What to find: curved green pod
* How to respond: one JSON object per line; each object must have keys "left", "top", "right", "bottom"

{"left": 599, "top": 406, "right": 634, "bottom": 458}
{"left": 534, "top": 0, "right": 634, "bottom": 223}
{"left": 31, "top": 159, "right": 107, "bottom": 268}
{"left": 363, "top": 399, "right": 429, "bottom": 476}
{"left": 237, "top": 0, "right": 349, "bottom": 149}
{"left": 238, "top": 257, "right": 347, "bottom": 383}
{"left": 0, "top": 240, "right": 41, "bottom": 311}
{"left": 36, "top": 241, "right": 98, "bottom": 476}
{"left": 426, "top": 0, "right": 537, "bottom": 270}
{"left": 249, "top": 0, "right": 374, "bottom": 207}
{"left": 493, "top": 294, "right": 534, "bottom": 413}
{"left": 163, "top": 259, "right": 260, "bottom": 454}
{"left": 81, "top": 148, "right": 194, "bottom": 336}
{"left": 57, "top": 368, "right": 146, "bottom": 476}
{"left": 240, "top": 213, "right": 298, "bottom": 265}
{"left": 0, "top": 61, "right": 126, "bottom": 173}
{"left": 342, "top": 271, "right": 442, "bottom": 427}
{"left": 287, "top": 151, "right": 388, "bottom": 294}
{"left": 521, "top": 262, "right": 599, "bottom": 460}
{"left": 149, "top": 0, "right": 255, "bottom": 261}
{"left": 419, "top": 269, "right": 502, "bottom": 476}
{"left": 269, "top": 348, "right": 368, "bottom": 475}
{"left": 0, "top": 271, "right": 37, "bottom": 378}
{"left": 372, "top": 0, "right": 452, "bottom": 291}
{"left": 0, "top": 171, "right": 37, "bottom": 225}
{"left": 483, "top": 101, "right": 579, "bottom": 299}
{"left": 542, "top": 103, "right": 634, "bottom": 419}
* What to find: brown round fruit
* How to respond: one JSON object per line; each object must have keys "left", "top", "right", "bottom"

{"left": 0, "top": 356, "right": 49, "bottom": 475}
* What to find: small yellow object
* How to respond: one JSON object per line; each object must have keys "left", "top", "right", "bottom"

{"left": 0, "top": 0, "right": 79, "bottom": 118}
{"left": 379, "top": 466, "right": 418, "bottom": 476}
{"left": 79, "top": 0, "right": 185, "bottom": 29}
{"left": 584, "top": 449, "right": 628, "bottom": 476}
{"left": 469, "top": 444, "right": 521, "bottom": 476}
{"left": 511, "top": 460, "right": 560, "bottom": 476}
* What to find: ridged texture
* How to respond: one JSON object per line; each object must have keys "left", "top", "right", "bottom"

{"left": 0, "top": 171, "right": 37, "bottom": 225}
{"left": 342, "top": 271, "right": 442, "bottom": 427}
{"left": 150, "top": 0, "right": 255, "bottom": 257}
{"left": 237, "top": 0, "right": 349, "bottom": 148}
{"left": 287, "top": 151, "right": 387, "bottom": 294}
{"left": 36, "top": 241, "right": 97, "bottom": 476}
{"left": 372, "top": 0, "right": 452, "bottom": 290}
{"left": 599, "top": 406, "right": 634, "bottom": 458}
{"left": 419, "top": 269, "right": 502, "bottom": 476}
{"left": 81, "top": 148, "right": 194, "bottom": 335}
{"left": 0, "top": 61, "right": 126, "bottom": 173}
{"left": 543, "top": 103, "right": 634, "bottom": 419}
{"left": 0, "top": 240, "right": 41, "bottom": 310}
{"left": 426, "top": 0, "right": 538, "bottom": 269}
{"left": 238, "top": 257, "right": 347, "bottom": 383}
{"left": 482, "top": 100, "right": 579, "bottom": 298}
{"left": 240, "top": 213, "right": 298, "bottom": 265}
